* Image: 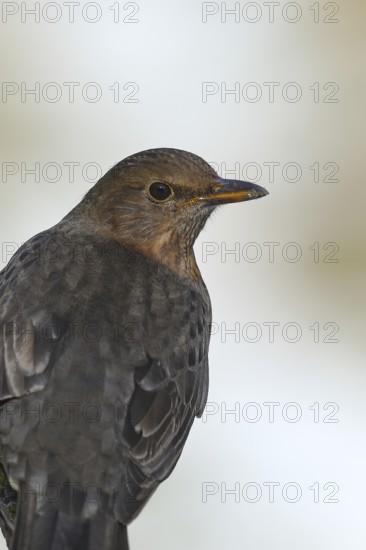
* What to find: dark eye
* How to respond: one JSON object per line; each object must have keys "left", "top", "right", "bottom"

{"left": 149, "top": 182, "right": 172, "bottom": 201}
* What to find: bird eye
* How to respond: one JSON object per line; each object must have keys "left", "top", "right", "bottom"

{"left": 149, "top": 182, "right": 173, "bottom": 201}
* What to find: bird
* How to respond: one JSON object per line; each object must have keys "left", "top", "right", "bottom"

{"left": 0, "top": 148, "right": 268, "bottom": 550}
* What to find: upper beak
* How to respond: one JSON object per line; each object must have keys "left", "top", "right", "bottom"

{"left": 201, "top": 178, "right": 269, "bottom": 205}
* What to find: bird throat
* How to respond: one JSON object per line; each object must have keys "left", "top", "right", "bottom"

{"left": 108, "top": 210, "right": 210, "bottom": 283}
{"left": 135, "top": 207, "right": 213, "bottom": 283}
{"left": 135, "top": 234, "right": 202, "bottom": 281}
{"left": 80, "top": 193, "right": 212, "bottom": 283}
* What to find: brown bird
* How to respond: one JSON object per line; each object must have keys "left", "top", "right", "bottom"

{"left": 0, "top": 148, "right": 268, "bottom": 550}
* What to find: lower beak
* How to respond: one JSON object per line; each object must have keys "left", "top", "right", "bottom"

{"left": 201, "top": 178, "right": 268, "bottom": 205}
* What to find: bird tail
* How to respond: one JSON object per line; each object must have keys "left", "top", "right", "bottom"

{"left": 11, "top": 481, "right": 129, "bottom": 550}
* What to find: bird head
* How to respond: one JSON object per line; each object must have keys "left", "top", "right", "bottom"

{"left": 83, "top": 148, "right": 268, "bottom": 280}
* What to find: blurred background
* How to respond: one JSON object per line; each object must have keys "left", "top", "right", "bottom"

{"left": 0, "top": 0, "right": 365, "bottom": 548}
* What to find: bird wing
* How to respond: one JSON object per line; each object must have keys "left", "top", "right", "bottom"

{"left": 0, "top": 229, "right": 211, "bottom": 526}
{"left": 116, "top": 267, "right": 211, "bottom": 523}
{"left": 0, "top": 230, "right": 81, "bottom": 402}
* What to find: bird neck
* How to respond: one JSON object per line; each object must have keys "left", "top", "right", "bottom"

{"left": 67, "top": 197, "right": 205, "bottom": 283}
{"left": 129, "top": 230, "right": 203, "bottom": 283}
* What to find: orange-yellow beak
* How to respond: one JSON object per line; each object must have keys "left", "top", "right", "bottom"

{"left": 201, "top": 178, "right": 269, "bottom": 205}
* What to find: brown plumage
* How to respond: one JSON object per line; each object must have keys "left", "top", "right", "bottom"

{"left": 0, "top": 148, "right": 268, "bottom": 550}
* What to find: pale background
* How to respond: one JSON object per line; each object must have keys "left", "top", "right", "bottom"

{"left": 0, "top": 1, "right": 365, "bottom": 549}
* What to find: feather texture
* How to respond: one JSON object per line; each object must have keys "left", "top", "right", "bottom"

{"left": 0, "top": 227, "right": 211, "bottom": 549}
